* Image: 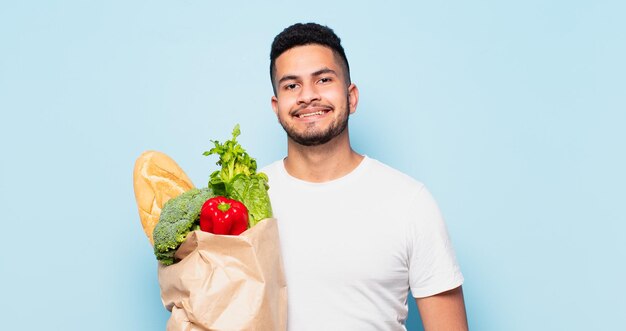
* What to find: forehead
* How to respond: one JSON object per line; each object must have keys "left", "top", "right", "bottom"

{"left": 274, "top": 44, "right": 344, "bottom": 77}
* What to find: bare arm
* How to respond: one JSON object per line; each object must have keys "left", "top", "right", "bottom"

{"left": 416, "top": 285, "right": 468, "bottom": 331}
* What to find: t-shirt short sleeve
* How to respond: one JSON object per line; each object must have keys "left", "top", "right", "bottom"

{"left": 408, "top": 185, "right": 464, "bottom": 298}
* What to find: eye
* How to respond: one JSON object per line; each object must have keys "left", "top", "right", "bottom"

{"left": 284, "top": 83, "right": 298, "bottom": 90}
{"left": 318, "top": 77, "right": 332, "bottom": 84}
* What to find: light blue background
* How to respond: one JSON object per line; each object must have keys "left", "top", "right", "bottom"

{"left": 1, "top": 1, "right": 624, "bottom": 330}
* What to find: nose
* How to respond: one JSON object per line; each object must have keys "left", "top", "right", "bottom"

{"left": 296, "top": 83, "right": 321, "bottom": 105}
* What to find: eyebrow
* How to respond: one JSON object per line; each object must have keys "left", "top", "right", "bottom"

{"left": 277, "top": 67, "right": 338, "bottom": 85}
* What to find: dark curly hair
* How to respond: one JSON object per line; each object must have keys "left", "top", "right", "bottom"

{"left": 269, "top": 23, "right": 351, "bottom": 94}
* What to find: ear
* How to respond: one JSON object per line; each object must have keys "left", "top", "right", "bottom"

{"left": 271, "top": 95, "right": 279, "bottom": 115}
{"left": 347, "top": 83, "right": 359, "bottom": 115}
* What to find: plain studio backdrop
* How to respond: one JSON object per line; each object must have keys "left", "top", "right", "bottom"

{"left": 1, "top": 1, "right": 624, "bottom": 330}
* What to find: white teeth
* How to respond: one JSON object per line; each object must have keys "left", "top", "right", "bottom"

{"left": 298, "top": 111, "right": 324, "bottom": 118}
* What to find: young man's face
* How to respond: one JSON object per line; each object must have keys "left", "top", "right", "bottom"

{"left": 271, "top": 44, "right": 358, "bottom": 146}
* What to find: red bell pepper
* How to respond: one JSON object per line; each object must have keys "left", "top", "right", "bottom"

{"left": 199, "top": 196, "right": 249, "bottom": 235}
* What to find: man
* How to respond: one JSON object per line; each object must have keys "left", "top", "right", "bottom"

{"left": 262, "top": 23, "right": 468, "bottom": 330}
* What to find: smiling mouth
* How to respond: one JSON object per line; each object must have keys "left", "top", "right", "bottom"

{"left": 293, "top": 107, "right": 332, "bottom": 119}
{"left": 298, "top": 110, "right": 327, "bottom": 118}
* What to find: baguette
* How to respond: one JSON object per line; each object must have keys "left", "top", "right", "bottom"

{"left": 133, "top": 151, "right": 194, "bottom": 245}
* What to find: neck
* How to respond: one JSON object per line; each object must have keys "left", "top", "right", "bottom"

{"left": 283, "top": 129, "right": 364, "bottom": 183}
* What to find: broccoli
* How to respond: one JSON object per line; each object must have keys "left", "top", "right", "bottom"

{"left": 153, "top": 187, "right": 214, "bottom": 265}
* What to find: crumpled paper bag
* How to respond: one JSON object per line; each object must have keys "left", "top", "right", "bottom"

{"left": 157, "top": 218, "right": 287, "bottom": 331}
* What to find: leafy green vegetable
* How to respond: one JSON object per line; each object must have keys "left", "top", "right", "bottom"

{"left": 204, "top": 124, "right": 273, "bottom": 227}
{"left": 153, "top": 187, "right": 214, "bottom": 265}
{"left": 229, "top": 173, "right": 273, "bottom": 227}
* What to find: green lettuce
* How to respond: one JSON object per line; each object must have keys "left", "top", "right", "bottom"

{"left": 204, "top": 124, "right": 273, "bottom": 227}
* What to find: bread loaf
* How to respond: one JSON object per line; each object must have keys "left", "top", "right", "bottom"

{"left": 133, "top": 151, "right": 194, "bottom": 245}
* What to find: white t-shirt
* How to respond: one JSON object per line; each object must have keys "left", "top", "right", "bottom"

{"left": 261, "top": 156, "right": 463, "bottom": 331}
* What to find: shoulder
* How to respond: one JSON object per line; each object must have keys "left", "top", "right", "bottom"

{"left": 364, "top": 157, "right": 426, "bottom": 196}
{"left": 259, "top": 159, "right": 284, "bottom": 177}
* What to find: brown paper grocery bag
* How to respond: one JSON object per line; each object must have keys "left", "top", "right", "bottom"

{"left": 158, "top": 218, "right": 287, "bottom": 331}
